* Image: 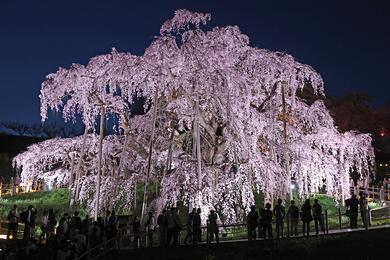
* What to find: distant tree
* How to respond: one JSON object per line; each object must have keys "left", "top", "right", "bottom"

{"left": 0, "top": 121, "right": 31, "bottom": 136}
{"left": 326, "top": 92, "right": 376, "bottom": 133}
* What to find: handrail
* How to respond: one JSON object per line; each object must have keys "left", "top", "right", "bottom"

{"left": 117, "top": 207, "right": 390, "bottom": 249}
{"left": 73, "top": 235, "right": 119, "bottom": 260}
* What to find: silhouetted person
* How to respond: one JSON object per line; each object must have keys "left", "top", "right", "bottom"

{"left": 273, "top": 198, "right": 285, "bottom": 238}
{"left": 7, "top": 205, "right": 18, "bottom": 239}
{"left": 193, "top": 208, "right": 202, "bottom": 244}
{"left": 132, "top": 216, "right": 141, "bottom": 247}
{"left": 345, "top": 194, "right": 359, "bottom": 228}
{"left": 184, "top": 208, "right": 196, "bottom": 245}
{"left": 167, "top": 207, "right": 181, "bottom": 245}
{"left": 258, "top": 207, "right": 265, "bottom": 239}
{"left": 82, "top": 214, "right": 91, "bottom": 238}
{"left": 287, "top": 200, "right": 299, "bottom": 236}
{"left": 262, "top": 203, "right": 273, "bottom": 239}
{"left": 157, "top": 209, "right": 168, "bottom": 246}
{"left": 48, "top": 209, "right": 57, "bottom": 238}
{"left": 301, "top": 199, "right": 312, "bottom": 236}
{"left": 70, "top": 211, "right": 83, "bottom": 232}
{"left": 22, "top": 205, "right": 36, "bottom": 239}
{"left": 104, "top": 210, "right": 111, "bottom": 238}
{"left": 40, "top": 209, "right": 49, "bottom": 242}
{"left": 359, "top": 191, "right": 368, "bottom": 228}
{"left": 88, "top": 222, "right": 101, "bottom": 256}
{"left": 107, "top": 210, "right": 118, "bottom": 239}
{"left": 312, "top": 199, "right": 325, "bottom": 235}
{"left": 247, "top": 205, "right": 259, "bottom": 241}
{"left": 58, "top": 213, "right": 69, "bottom": 235}
{"left": 145, "top": 212, "right": 155, "bottom": 247}
{"left": 207, "top": 210, "right": 219, "bottom": 244}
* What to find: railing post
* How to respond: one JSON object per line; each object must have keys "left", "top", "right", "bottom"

{"left": 286, "top": 216, "right": 290, "bottom": 238}
{"left": 87, "top": 246, "right": 91, "bottom": 260}
{"left": 145, "top": 230, "right": 149, "bottom": 248}
{"left": 338, "top": 208, "right": 342, "bottom": 230}
{"left": 325, "top": 210, "right": 329, "bottom": 234}
{"left": 368, "top": 208, "right": 372, "bottom": 227}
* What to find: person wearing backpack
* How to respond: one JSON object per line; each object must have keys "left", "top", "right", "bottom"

{"left": 7, "top": 205, "right": 18, "bottom": 239}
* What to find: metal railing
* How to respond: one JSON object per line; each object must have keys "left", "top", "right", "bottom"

{"left": 114, "top": 208, "right": 390, "bottom": 249}
{"left": 74, "top": 235, "right": 120, "bottom": 260}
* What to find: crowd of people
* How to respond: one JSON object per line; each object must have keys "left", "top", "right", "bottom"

{"left": 247, "top": 198, "right": 327, "bottom": 240}
{"left": 1, "top": 192, "right": 370, "bottom": 259}
{"left": 4, "top": 206, "right": 119, "bottom": 260}
{"left": 155, "top": 207, "right": 219, "bottom": 246}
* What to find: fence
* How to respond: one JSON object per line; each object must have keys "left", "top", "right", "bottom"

{"left": 74, "top": 235, "right": 120, "bottom": 260}
{"left": 350, "top": 186, "right": 390, "bottom": 201}
{"left": 112, "top": 207, "right": 390, "bottom": 250}
{"left": 0, "top": 182, "right": 44, "bottom": 197}
{"left": 0, "top": 206, "right": 389, "bottom": 260}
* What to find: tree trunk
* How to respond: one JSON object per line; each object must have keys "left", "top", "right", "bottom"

{"left": 195, "top": 99, "right": 202, "bottom": 206}
{"left": 141, "top": 86, "right": 159, "bottom": 225}
{"left": 112, "top": 133, "right": 129, "bottom": 207}
{"left": 74, "top": 126, "right": 89, "bottom": 203}
{"left": 95, "top": 106, "right": 105, "bottom": 221}
{"left": 68, "top": 153, "right": 75, "bottom": 206}
{"left": 164, "top": 129, "right": 174, "bottom": 178}
{"left": 281, "top": 82, "right": 293, "bottom": 200}
{"left": 134, "top": 179, "right": 137, "bottom": 211}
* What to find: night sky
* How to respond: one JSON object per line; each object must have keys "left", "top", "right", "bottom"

{"left": 1, "top": 0, "right": 389, "bottom": 124}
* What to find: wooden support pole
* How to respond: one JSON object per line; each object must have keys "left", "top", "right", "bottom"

{"left": 68, "top": 153, "right": 75, "bottom": 206}
{"left": 281, "top": 82, "right": 293, "bottom": 201}
{"left": 74, "top": 126, "right": 89, "bottom": 203}
{"left": 338, "top": 208, "right": 342, "bottom": 230}
{"left": 95, "top": 106, "right": 105, "bottom": 221}
{"left": 195, "top": 99, "right": 203, "bottom": 206}
{"left": 141, "top": 85, "right": 159, "bottom": 225}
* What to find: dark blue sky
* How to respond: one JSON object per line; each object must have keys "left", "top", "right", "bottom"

{"left": 1, "top": 0, "right": 389, "bottom": 124}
